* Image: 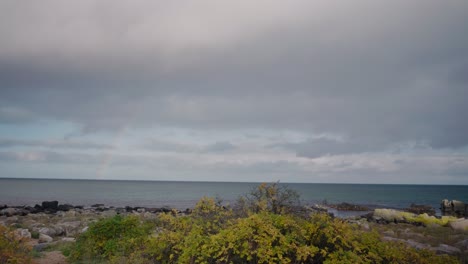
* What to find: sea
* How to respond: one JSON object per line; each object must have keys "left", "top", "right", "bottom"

{"left": 1, "top": 178, "right": 468, "bottom": 216}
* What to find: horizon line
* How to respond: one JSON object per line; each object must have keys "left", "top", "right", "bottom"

{"left": 0, "top": 177, "right": 466, "bottom": 186}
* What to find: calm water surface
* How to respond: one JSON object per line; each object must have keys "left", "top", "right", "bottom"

{"left": 1, "top": 179, "right": 467, "bottom": 214}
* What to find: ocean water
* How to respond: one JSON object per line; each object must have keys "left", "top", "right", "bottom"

{"left": 1, "top": 178, "right": 467, "bottom": 214}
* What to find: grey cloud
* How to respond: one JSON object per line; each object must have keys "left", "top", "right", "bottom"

{"left": 0, "top": 107, "right": 37, "bottom": 124}
{"left": 145, "top": 139, "right": 200, "bottom": 153}
{"left": 272, "top": 138, "right": 384, "bottom": 158}
{"left": 145, "top": 139, "right": 236, "bottom": 153}
{"left": 0, "top": 151, "right": 98, "bottom": 164}
{"left": 0, "top": 0, "right": 467, "bottom": 157}
{"left": 203, "top": 141, "right": 236, "bottom": 152}
{"left": 0, "top": 138, "right": 113, "bottom": 150}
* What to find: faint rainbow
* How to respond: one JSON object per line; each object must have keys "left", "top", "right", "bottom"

{"left": 96, "top": 104, "right": 142, "bottom": 179}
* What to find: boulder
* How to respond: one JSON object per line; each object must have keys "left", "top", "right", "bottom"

{"left": 3, "top": 216, "right": 19, "bottom": 225}
{"left": 57, "top": 204, "right": 74, "bottom": 212}
{"left": 57, "top": 221, "right": 81, "bottom": 236}
{"left": 39, "top": 233, "right": 53, "bottom": 243}
{"left": 433, "top": 244, "right": 460, "bottom": 255}
{"left": 455, "top": 239, "right": 468, "bottom": 250}
{"left": 373, "top": 209, "right": 406, "bottom": 223}
{"left": 405, "top": 204, "right": 436, "bottom": 216}
{"left": 63, "top": 210, "right": 78, "bottom": 217}
{"left": 448, "top": 218, "right": 468, "bottom": 231}
{"left": 452, "top": 200, "right": 466, "bottom": 213}
{"left": 0, "top": 208, "right": 20, "bottom": 217}
{"left": 38, "top": 227, "right": 59, "bottom": 237}
{"left": 24, "top": 206, "right": 39, "bottom": 214}
{"left": 14, "top": 228, "right": 31, "bottom": 239}
{"left": 42, "top": 201, "right": 58, "bottom": 212}
{"left": 441, "top": 199, "right": 467, "bottom": 217}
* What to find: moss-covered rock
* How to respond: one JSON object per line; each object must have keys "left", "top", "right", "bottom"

{"left": 372, "top": 209, "right": 459, "bottom": 227}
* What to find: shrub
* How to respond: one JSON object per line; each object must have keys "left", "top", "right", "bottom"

{"left": 69, "top": 184, "right": 459, "bottom": 263}
{"left": 144, "top": 211, "right": 456, "bottom": 264}
{"left": 68, "top": 215, "right": 152, "bottom": 262}
{"left": 30, "top": 231, "right": 39, "bottom": 240}
{"left": 235, "top": 182, "right": 301, "bottom": 215}
{"left": 0, "top": 225, "right": 32, "bottom": 264}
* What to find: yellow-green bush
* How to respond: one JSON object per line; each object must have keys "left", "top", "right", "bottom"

{"left": 68, "top": 215, "right": 153, "bottom": 263}
{"left": 0, "top": 225, "right": 32, "bottom": 264}
{"left": 141, "top": 210, "right": 456, "bottom": 264}
{"left": 69, "top": 184, "right": 459, "bottom": 264}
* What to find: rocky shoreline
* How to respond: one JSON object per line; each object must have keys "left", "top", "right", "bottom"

{"left": 0, "top": 201, "right": 191, "bottom": 217}
{"left": 0, "top": 201, "right": 193, "bottom": 256}
{"left": 1, "top": 200, "right": 467, "bottom": 259}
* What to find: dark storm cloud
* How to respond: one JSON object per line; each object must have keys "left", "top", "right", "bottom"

{"left": 1, "top": 0, "right": 468, "bottom": 157}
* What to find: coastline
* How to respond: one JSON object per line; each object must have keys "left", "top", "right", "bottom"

{"left": 1, "top": 199, "right": 468, "bottom": 263}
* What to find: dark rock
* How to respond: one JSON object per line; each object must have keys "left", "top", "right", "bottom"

{"left": 329, "top": 202, "right": 370, "bottom": 211}
{"left": 24, "top": 206, "right": 39, "bottom": 214}
{"left": 42, "top": 201, "right": 58, "bottom": 212}
{"left": 405, "top": 204, "right": 436, "bottom": 216}
{"left": 151, "top": 207, "right": 172, "bottom": 213}
{"left": 125, "top": 206, "right": 134, "bottom": 212}
{"left": 161, "top": 206, "right": 172, "bottom": 213}
{"left": 74, "top": 205, "right": 84, "bottom": 209}
{"left": 146, "top": 208, "right": 159, "bottom": 213}
{"left": 0, "top": 204, "right": 7, "bottom": 210}
{"left": 91, "top": 204, "right": 105, "bottom": 207}
{"left": 362, "top": 212, "right": 374, "bottom": 221}
{"left": 94, "top": 207, "right": 108, "bottom": 212}
{"left": 0, "top": 208, "right": 24, "bottom": 217}
{"left": 115, "top": 207, "right": 126, "bottom": 214}
{"left": 57, "top": 204, "right": 74, "bottom": 212}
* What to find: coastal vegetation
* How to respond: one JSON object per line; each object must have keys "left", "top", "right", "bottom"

{"left": 1, "top": 183, "right": 466, "bottom": 263}
{"left": 65, "top": 183, "right": 457, "bottom": 263}
{"left": 0, "top": 224, "right": 32, "bottom": 263}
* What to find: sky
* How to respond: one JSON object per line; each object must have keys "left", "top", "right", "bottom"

{"left": 1, "top": 0, "right": 468, "bottom": 184}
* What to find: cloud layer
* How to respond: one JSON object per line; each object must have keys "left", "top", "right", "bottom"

{"left": 1, "top": 1, "right": 467, "bottom": 183}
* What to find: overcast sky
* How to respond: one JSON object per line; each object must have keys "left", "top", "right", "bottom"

{"left": 1, "top": 0, "right": 467, "bottom": 184}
